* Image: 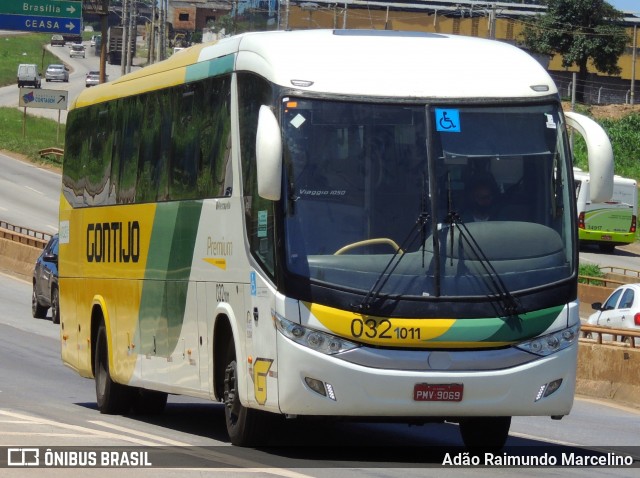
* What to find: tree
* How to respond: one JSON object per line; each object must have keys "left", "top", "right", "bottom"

{"left": 520, "top": 0, "right": 628, "bottom": 103}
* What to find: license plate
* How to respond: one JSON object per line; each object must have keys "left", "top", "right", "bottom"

{"left": 414, "top": 383, "right": 463, "bottom": 402}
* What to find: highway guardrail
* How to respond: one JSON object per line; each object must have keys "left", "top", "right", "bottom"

{"left": 581, "top": 323, "right": 640, "bottom": 349}
{"left": 0, "top": 221, "right": 50, "bottom": 248}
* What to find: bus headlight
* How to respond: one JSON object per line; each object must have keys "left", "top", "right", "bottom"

{"left": 275, "top": 315, "right": 360, "bottom": 355}
{"left": 515, "top": 324, "right": 579, "bottom": 356}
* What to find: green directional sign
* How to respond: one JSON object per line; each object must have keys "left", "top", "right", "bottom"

{"left": 0, "top": 1, "right": 82, "bottom": 19}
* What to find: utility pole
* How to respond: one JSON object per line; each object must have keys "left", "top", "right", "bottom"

{"left": 632, "top": 24, "right": 637, "bottom": 106}
{"left": 488, "top": 3, "right": 496, "bottom": 39}
{"left": 127, "top": 0, "right": 137, "bottom": 73}
{"left": 149, "top": 1, "right": 156, "bottom": 64}
{"left": 100, "top": 0, "right": 108, "bottom": 83}
{"left": 159, "top": 0, "right": 166, "bottom": 61}
{"left": 121, "top": 0, "right": 129, "bottom": 75}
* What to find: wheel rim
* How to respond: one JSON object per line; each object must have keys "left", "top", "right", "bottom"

{"left": 52, "top": 290, "right": 59, "bottom": 322}
{"left": 31, "top": 288, "right": 37, "bottom": 313}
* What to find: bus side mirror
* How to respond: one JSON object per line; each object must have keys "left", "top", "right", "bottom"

{"left": 256, "top": 105, "right": 282, "bottom": 201}
{"left": 565, "top": 112, "right": 613, "bottom": 203}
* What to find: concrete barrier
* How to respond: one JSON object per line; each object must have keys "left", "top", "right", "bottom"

{"left": 577, "top": 283, "right": 614, "bottom": 319}
{"left": 577, "top": 342, "right": 640, "bottom": 409}
{"left": 0, "top": 236, "right": 41, "bottom": 281}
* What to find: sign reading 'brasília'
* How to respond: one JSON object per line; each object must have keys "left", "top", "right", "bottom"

{"left": 0, "top": 1, "right": 82, "bottom": 34}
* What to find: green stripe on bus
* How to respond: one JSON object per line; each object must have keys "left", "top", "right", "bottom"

{"left": 138, "top": 201, "right": 203, "bottom": 357}
{"left": 186, "top": 54, "right": 235, "bottom": 82}
{"left": 431, "top": 305, "right": 563, "bottom": 343}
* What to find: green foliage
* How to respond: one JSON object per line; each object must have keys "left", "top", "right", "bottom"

{"left": 0, "top": 33, "right": 61, "bottom": 87}
{"left": 520, "top": 0, "right": 627, "bottom": 102}
{"left": 572, "top": 113, "right": 640, "bottom": 180}
{"left": 0, "top": 107, "right": 64, "bottom": 165}
{"left": 578, "top": 263, "right": 604, "bottom": 285}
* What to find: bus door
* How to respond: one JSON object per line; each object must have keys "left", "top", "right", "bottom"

{"left": 243, "top": 270, "right": 280, "bottom": 411}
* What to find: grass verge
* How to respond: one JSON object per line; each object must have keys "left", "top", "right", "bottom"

{"left": 0, "top": 107, "right": 64, "bottom": 166}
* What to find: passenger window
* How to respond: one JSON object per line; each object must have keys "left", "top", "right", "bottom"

{"left": 620, "top": 289, "right": 634, "bottom": 309}
{"left": 603, "top": 289, "right": 622, "bottom": 311}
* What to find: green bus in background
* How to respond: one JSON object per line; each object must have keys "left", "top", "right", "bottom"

{"left": 575, "top": 169, "right": 638, "bottom": 251}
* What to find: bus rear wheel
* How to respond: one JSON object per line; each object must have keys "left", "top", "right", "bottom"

{"left": 459, "top": 416, "right": 511, "bottom": 451}
{"left": 95, "top": 324, "right": 133, "bottom": 414}
{"left": 222, "top": 341, "right": 270, "bottom": 446}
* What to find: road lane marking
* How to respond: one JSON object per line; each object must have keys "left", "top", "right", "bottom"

{"left": 24, "top": 186, "right": 44, "bottom": 195}
{"left": 0, "top": 411, "right": 312, "bottom": 477}
{"left": 89, "top": 420, "right": 191, "bottom": 446}
{"left": 0, "top": 409, "right": 160, "bottom": 446}
{"left": 90, "top": 420, "right": 313, "bottom": 477}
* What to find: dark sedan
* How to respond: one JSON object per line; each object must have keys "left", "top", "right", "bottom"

{"left": 32, "top": 234, "right": 59, "bottom": 324}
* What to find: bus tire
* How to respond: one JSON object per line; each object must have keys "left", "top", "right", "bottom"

{"left": 222, "top": 340, "right": 270, "bottom": 446}
{"left": 132, "top": 389, "right": 168, "bottom": 415}
{"left": 459, "top": 416, "right": 511, "bottom": 451}
{"left": 95, "top": 324, "right": 132, "bottom": 414}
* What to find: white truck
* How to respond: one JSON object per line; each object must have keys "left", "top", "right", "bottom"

{"left": 17, "top": 64, "right": 41, "bottom": 89}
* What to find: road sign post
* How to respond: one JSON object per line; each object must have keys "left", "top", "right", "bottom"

{"left": 18, "top": 88, "right": 68, "bottom": 142}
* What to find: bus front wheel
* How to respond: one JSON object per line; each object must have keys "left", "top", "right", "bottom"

{"left": 459, "top": 416, "right": 511, "bottom": 451}
{"left": 222, "top": 341, "right": 270, "bottom": 446}
{"left": 95, "top": 324, "right": 133, "bottom": 414}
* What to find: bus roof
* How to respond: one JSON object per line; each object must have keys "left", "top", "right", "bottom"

{"left": 72, "top": 29, "right": 557, "bottom": 109}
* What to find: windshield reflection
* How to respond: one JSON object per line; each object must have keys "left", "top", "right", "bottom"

{"left": 282, "top": 99, "right": 573, "bottom": 301}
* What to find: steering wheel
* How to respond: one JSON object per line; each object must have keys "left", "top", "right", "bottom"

{"left": 334, "top": 238, "right": 403, "bottom": 255}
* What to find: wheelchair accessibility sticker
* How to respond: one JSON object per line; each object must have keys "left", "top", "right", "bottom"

{"left": 435, "top": 109, "right": 460, "bottom": 132}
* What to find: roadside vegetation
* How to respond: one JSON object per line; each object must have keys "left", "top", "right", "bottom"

{"left": 571, "top": 112, "right": 640, "bottom": 180}
{"left": 0, "top": 33, "right": 61, "bottom": 88}
{"left": 0, "top": 106, "right": 64, "bottom": 165}
{"left": 578, "top": 263, "right": 605, "bottom": 285}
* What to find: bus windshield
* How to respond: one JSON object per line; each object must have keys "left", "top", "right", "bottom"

{"left": 282, "top": 99, "right": 573, "bottom": 301}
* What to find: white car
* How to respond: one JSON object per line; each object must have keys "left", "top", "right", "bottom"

{"left": 587, "top": 283, "right": 640, "bottom": 345}
{"left": 70, "top": 44, "right": 86, "bottom": 58}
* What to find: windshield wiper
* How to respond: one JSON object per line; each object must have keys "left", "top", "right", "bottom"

{"left": 353, "top": 175, "right": 430, "bottom": 313}
{"left": 352, "top": 210, "right": 430, "bottom": 313}
{"left": 441, "top": 174, "right": 520, "bottom": 317}
{"left": 446, "top": 216, "right": 521, "bottom": 317}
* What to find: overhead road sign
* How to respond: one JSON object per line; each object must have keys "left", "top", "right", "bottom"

{"left": 19, "top": 88, "right": 68, "bottom": 111}
{"left": 0, "top": 15, "right": 81, "bottom": 35}
{"left": 0, "top": 0, "right": 82, "bottom": 34}
{"left": 0, "top": 1, "right": 82, "bottom": 19}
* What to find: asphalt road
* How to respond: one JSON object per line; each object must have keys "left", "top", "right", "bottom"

{"left": 0, "top": 40, "right": 141, "bottom": 124}
{"left": 0, "top": 271, "right": 639, "bottom": 477}
{"left": 0, "top": 151, "right": 60, "bottom": 234}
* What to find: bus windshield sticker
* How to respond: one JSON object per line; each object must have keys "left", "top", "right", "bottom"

{"left": 290, "top": 114, "right": 306, "bottom": 129}
{"left": 545, "top": 113, "right": 557, "bottom": 129}
{"left": 257, "top": 210, "right": 268, "bottom": 237}
{"left": 435, "top": 109, "right": 460, "bottom": 132}
{"left": 250, "top": 271, "right": 257, "bottom": 296}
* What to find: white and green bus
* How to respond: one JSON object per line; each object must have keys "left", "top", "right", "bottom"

{"left": 575, "top": 169, "right": 637, "bottom": 251}
{"left": 59, "top": 29, "right": 614, "bottom": 449}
